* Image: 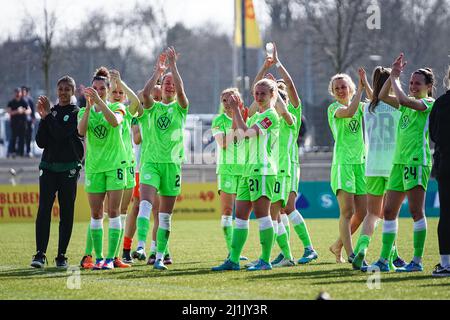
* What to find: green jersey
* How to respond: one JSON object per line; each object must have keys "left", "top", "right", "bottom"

{"left": 78, "top": 103, "right": 127, "bottom": 174}
{"left": 393, "top": 98, "right": 435, "bottom": 166}
{"left": 328, "top": 101, "right": 365, "bottom": 165}
{"left": 138, "top": 101, "right": 188, "bottom": 164}
{"left": 211, "top": 113, "right": 245, "bottom": 176}
{"left": 244, "top": 108, "right": 279, "bottom": 177}
{"left": 122, "top": 107, "right": 136, "bottom": 167}
{"left": 288, "top": 102, "right": 302, "bottom": 164}
{"left": 277, "top": 115, "right": 297, "bottom": 177}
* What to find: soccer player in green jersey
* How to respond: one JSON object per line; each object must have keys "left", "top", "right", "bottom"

{"left": 108, "top": 70, "right": 142, "bottom": 268}
{"left": 269, "top": 43, "right": 318, "bottom": 266}
{"left": 77, "top": 67, "right": 128, "bottom": 270}
{"left": 327, "top": 72, "right": 368, "bottom": 264}
{"left": 136, "top": 47, "right": 188, "bottom": 270}
{"left": 366, "top": 53, "right": 435, "bottom": 273}
{"left": 352, "top": 67, "right": 406, "bottom": 270}
{"left": 212, "top": 78, "right": 281, "bottom": 272}
{"left": 212, "top": 88, "right": 249, "bottom": 261}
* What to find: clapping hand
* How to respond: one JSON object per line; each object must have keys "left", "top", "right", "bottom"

{"left": 37, "top": 96, "right": 51, "bottom": 119}
{"left": 166, "top": 46, "right": 179, "bottom": 69}
{"left": 391, "top": 53, "right": 407, "bottom": 78}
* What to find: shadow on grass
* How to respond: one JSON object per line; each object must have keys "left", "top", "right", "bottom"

{"left": 314, "top": 274, "right": 436, "bottom": 285}
{"left": 0, "top": 267, "right": 69, "bottom": 279}
{"left": 244, "top": 267, "right": 357, "bottom": 282}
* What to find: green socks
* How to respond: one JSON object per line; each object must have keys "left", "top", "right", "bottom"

{"left": 276, "top": 230, "right": 293, "bottom": 260}
{"left": 136, "top": 201, "right": 153, "bottom": 247}
{"left": 280, "top": 214, "right": 291, "bottom": 242}
{"left": 380, "top": 219, "right": 398, "bottom": 261}
{"left": 156, "top": 228, "right": 170, "bottom": 255}
{"left": 354, "top": 234, "right": 371, "bottom": 255}
{"left": 258, "top": 217, "right": 274, "bottom": 263}
{"left": 90, "top": 218, "right": 104, "bottom": 260}
{"left": 114, "top": 214, "right": 126, "bottom": 258}
{"left": 413, "top": 218, "right": 427, "bottom": 260}
{"left": 106, "top": 217, "right": 122, "bottom": 260}
{"left": 84, "top": 224, "right": 93, "bottom": 256}
{"left": 293, "top": 223, "right": 313, "bottom": 249}
{"left": 221, "top": 215, "right": 233, "bottom": 253}
{"left": 381, "top": 232, "right": 396, "bottom": 260}
{"left": 289, "top": 210, "right": 313, "bottom": 249}
{"left": 230, "top": 219, "right": 249, "bottom": 264}
{"left": 260, "top": 228, "right": 274, "bottom": 263}
{"left": 137, "top": 217, "right": 150, "bottom": 243}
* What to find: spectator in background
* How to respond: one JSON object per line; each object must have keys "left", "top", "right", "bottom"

{"left": 21, "top": 86, "right": 36, "bottom": 157}
{"left": 75, "top": 84, "right": 86, "bottom": 108}
{"left": 7, "top": 88, "right": 30, "bottom": 158}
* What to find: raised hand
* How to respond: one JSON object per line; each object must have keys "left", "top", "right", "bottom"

{"left": 110, "top": 69, "right": 122, "bottom": 86}
{"left": 272, "top": 42, "right": 279, "bottom": 64}
{"left": 264, "top": 73, "right": 276, "bottom": 81}
{"left": 155, "top": 52, "right": 168, "bottom": 74}
{"left": 263, "top": 55, "right": 275, "bottom": 69}
{"left": 166, "top": 46, "right": 179, "bottom": 68}
{"left": 358, "top": 67, "right": 367, "bottom": 89}
{"left": 37, "top": 96, "right": 51, "bottom": 119}
{"left": 391, "top": 53, "right": 407, "bottom": 78}
{"left": 226, "top": 93, "right": 240, "bottom": 112}
{"left": 84, "top": 87, "right": 102, "bottom": 105}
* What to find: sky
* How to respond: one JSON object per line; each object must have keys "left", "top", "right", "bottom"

{"left": 0, "top": 0, "right": 269, "bottom": 40}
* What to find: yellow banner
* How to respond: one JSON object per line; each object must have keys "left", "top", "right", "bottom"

{"left": 0, "top": 183, "right": 220, "bottom": 223}
{"left": 235, "top": 0, "right": 263, "bottom": 48}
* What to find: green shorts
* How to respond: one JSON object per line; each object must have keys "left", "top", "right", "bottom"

{"left": 387, "top": 164, "right": 431, "bottom": 192}
{"left": 125, "top": 167, "right": 136, "bottom": 190}
{"left": 218, "top": 174, "right": 240, "bottom": 195}
{"left": 331, "top": 164, "right": 366, "bottom": 196}
{"left": 366, "top": 176, "right": 389, "bottom": 196}
{"left": 271, "top": 175, "right": 291, "bottom": 207}
{"left": 236, "top": 175, "right": 276, "bottom": 202}
{"left": 290, "top": 162, "right": 300, "bottom": 194}
{"left": 85, "top": 168, "right": 127, "bottom": 193}
{"left": 140, "top": 162, "right": 182, "bottom": 197}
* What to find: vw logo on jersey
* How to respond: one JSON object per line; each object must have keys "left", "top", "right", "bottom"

{"left": 348, "top": 119, "right": 360, "bottom": 133}
{"left": 400, "top": 115, "right": 410, "bottom": 129}
{"left": 157, "top": 114, "right": 171, "bottom": 130}
{"left": 93, "top": 125, "right": 108, "bottom": 139}
{"left": 63, "top": 115, "right": 69, "bottom": 122}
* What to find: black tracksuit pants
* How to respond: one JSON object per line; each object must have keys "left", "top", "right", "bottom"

{"left": 437, "top": 161, "right": 450, "bottom": 255}
{"left": 35, "top": 169, "right": 79, "bottom": 255}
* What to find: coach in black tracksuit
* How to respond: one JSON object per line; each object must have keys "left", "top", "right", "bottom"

{"left": 31, "top": 76, "right": 84, "bottom": 269}
{"left": 430, "top": 72, "right": 450, "bottom": 276}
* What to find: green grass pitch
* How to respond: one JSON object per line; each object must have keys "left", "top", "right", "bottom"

{"left": 0, "top": 218, "right": 448, "bottom": 300}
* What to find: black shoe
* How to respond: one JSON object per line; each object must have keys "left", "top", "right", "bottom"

{"left": 122, "top": 249, "right": 133, "bottom": 264}
{"left": 164, "top": 254, "right": 173, "bottom": 265}
{"left": 432, "top": 264, "right": 450, "bottom": 277}
{"left": 55, "top": 254, "right": 68, "bottom": 268}
{"left": 31, "top": 252, "right": 47, "bottom": 268}
{"left": 348, "top": 253, "right": 355, "bottom": 264}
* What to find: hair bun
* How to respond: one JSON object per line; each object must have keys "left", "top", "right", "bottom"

{"left": 94, "top": 66, "right": 110, "bottom": 79}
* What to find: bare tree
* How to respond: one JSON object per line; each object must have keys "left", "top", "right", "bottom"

{"left": 296, "top": 0, "right": 376, "bottom": 73}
